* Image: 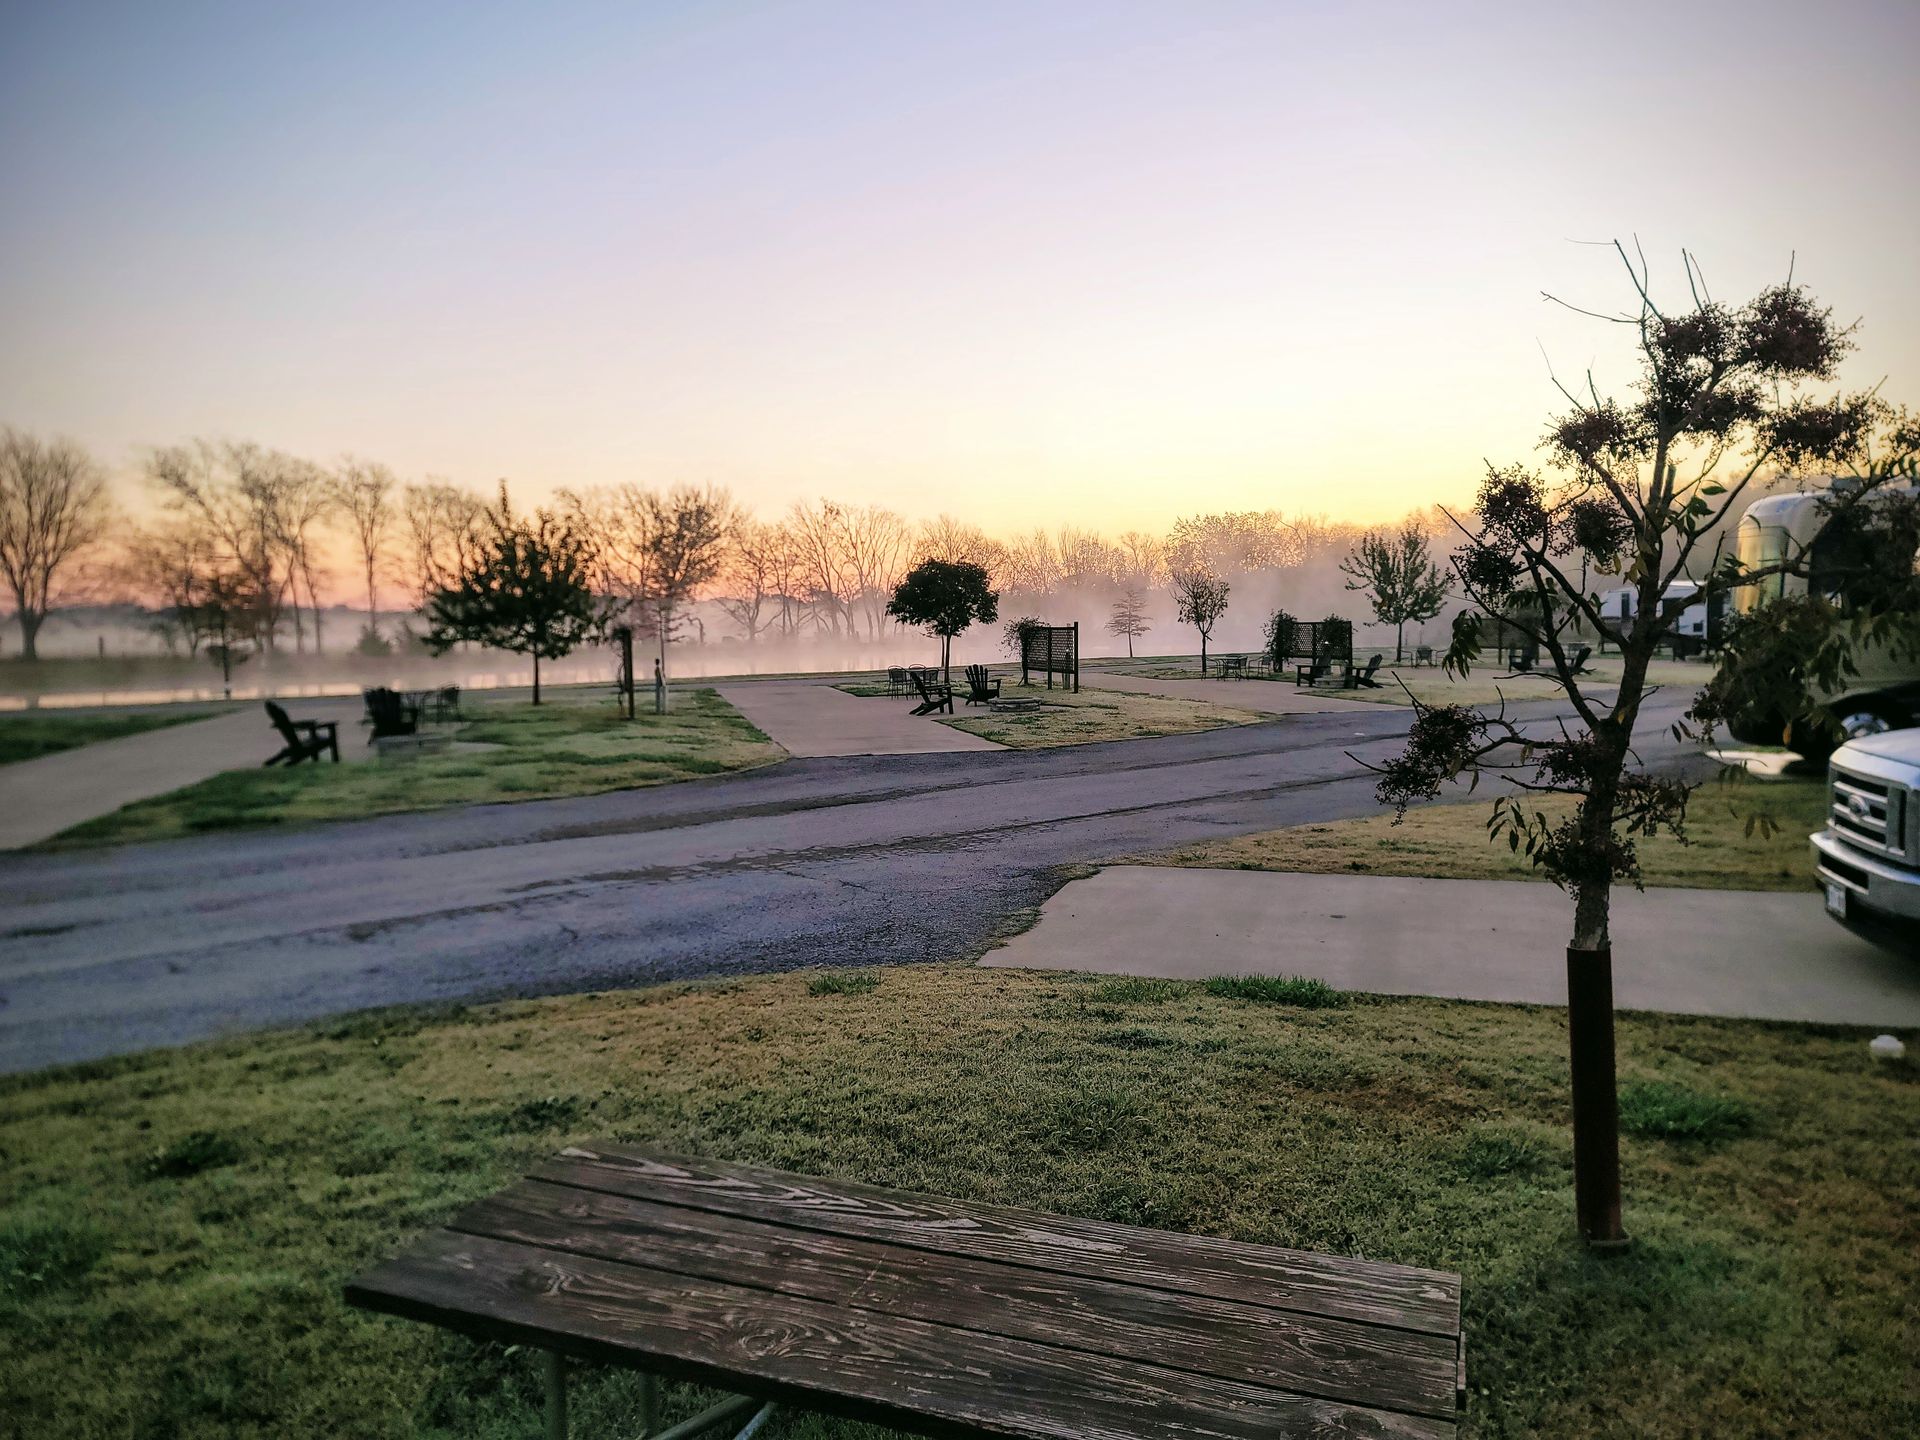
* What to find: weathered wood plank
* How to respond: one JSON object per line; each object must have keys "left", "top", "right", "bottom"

{"left": 347, "top": 1229, "right": 1456, "bottom": 1440}
{"left": 450, "top": 1180, "right": 1458, "bottom": 1418}
{"left": 531, "top": 1144, "right": 1460, "bottom": 1335}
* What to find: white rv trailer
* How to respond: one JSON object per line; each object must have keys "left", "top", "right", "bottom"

{"left": 1724, "top": 483, "right": 1920, "bottom": 751}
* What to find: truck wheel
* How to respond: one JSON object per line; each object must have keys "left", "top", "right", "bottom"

{"left": 1835, "top": 704, "right": 1899, "bottom": 741}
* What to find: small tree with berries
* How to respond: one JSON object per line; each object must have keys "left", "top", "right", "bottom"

{"left": 1374, "top": 243, "right": 1917, "bottom": 1248}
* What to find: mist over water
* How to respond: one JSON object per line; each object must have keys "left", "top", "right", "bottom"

{"left": 3, "top": 559, "right": 1454, "bottom": 711}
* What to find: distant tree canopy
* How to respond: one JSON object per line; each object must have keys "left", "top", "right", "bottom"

{"left": 1339, "top": 521, "right": 1449, "bottom": 662}
{"left": 425, "top": 485, "right": 603, "bottom": 703}
{"left": 886, "top": 558, "right": 999, "bottom": 679}
{"left": 1170, "top": 568, "right": 1230, "bottom": 673}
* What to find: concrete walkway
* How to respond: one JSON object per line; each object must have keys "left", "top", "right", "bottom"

{"left": 1079, "top": 669, "right": 1380, "bottom": 715}
{"left": 0, "top": 696, "right": 370, "bottom": 849}
{"left": 714, "top": 680, "right": 1003, "bottom": 757}
{"left": 983, "top": 867, "right": 1920, "bottom": 1026}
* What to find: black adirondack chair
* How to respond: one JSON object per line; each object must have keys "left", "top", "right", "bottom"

{"left": 363, "top": 687, "right": 419, "bottom": 742}
{"left": 1353, "top": 654, "right": 1384, "bottom": 688}
{"left": 1295, "top": 657, "right": 1328, "bottom": 687}
{"left": 1568, "top": 644, "right": 1594, "bottom": 675}
{"left": 263, "top": 702, "right": 340, "bottom": 766}
{"left": 909, "top": 669, "right": 954, "bottom": 715}
{"left": 962, "top": 665, "right": 1001, "bottom": 705}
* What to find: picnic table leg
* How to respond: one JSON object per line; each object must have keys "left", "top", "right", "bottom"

{"left": 640, "top": 1372, "right": 661, "bottom": 1434}
{"left": 544, "top": 1351, "right": 568, "bottom": 1440}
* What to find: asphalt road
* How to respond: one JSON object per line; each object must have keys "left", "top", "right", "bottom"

{"left": 0, "top": 697, "right": 1700, "bottom": 1074}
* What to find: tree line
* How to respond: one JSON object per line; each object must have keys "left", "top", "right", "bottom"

{"left": 0, "top": 429, "right": 1455, "bottom": 664}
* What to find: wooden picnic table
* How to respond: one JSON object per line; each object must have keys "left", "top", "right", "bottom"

{"left": 346, "top": 1143, "right": 1465, "bottom": 1439}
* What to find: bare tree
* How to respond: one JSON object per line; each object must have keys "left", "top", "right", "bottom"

{"left": 1170, "top": 567, "right": 1230, "bottom": 672}
{"left": 401, "top": 480, "right": 486, "bottom": 613}
{"left": 1114, "top": 530, "right": 1166, "bottom": 591}
{"left": 1166, "top": 510, "right": 1297, "bottom": 577}
{"left": 785, "top": 500, "right": 861, "bottom": 637}
{"left": 1107, "top": 586, "right": 1152, "bottom": 656}
{"left": 125, "top": 520, "right": 218, "bottom": 655}
{"left": 762, "top": 519, "right": 808, "bottom": 637}
{"left": 0, "top": 429, "right": 112, "bottom": 659}
{"left": 840, "top": 503, "right": 913, "bottom": 639}
{"left": 715, "top": 518, "right": 784, "bottom": 643}
{"left": 639, "top": 484, "right": 739, "bottom": 702}
{"left": 332, "top": 459, "right": 397, "bottom": 650}
{"left": 917, "top": 514, "right": 1004, "bottom": 571}
{"left": 276, "top": 459, "right": 333, "bottom": 653}
{"left": 1374, "top": 245, "right": 1911, "bottom": 1247}
{"left": 1000, "top": 528, "right": 1063, "bottom": 600}
{"left": 147, "top": 440, "right": 313, "bottom": 653}
{"left": 566, "top": 483, "right": 737, "bottom": 706}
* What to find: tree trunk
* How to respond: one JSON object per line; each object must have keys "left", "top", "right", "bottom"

{"left": 1566, "top": 929, "right": 1626, "bottom": 1248}
{"left": 18, "top": 608, "right": 41, "bottom": 661}
{"left": 1199, "top": 634, "right": 1208, "bottom": 674}
{"left": 1395, "top": 621, "right": 1405, "bottom": 665}
{"left": 1567, "top": 778, "right": 1627, "bottom": 1248}
{"left": 941, "top": 634, "right": 951, "bottom": 685}
{"left": 532, "top": 652, "right": 541, "bottom": 706}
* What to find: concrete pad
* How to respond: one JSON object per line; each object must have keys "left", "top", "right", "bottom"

{"left": 0, "top": 697, "right": 372, "bottom": 850}
{"left": 1078, "top": 669, "right": 1379, "bottom": 715}
{"left": 714, "top": 681, "right": 1004, "bottom": 757}
{"left": 983, "top": 866, "right": 1920, "bottom": 1026}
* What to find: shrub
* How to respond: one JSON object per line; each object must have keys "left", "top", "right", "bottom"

{"left": 1203, "top": 974, "right": 1346, "bottom": 1008}
{"left": 1619, "top": 1081, "right": 1756, "bottom": 1142}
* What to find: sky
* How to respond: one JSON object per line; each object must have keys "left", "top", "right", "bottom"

{"left": 3, "top": 0, "right": 1917, "bottom": 535}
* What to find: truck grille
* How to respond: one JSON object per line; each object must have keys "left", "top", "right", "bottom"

{"left": 1829, "top": 767, "right": 1909, "bottom": 863}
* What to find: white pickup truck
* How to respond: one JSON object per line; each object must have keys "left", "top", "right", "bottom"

{"left": 1811, "top": 728, "right": 1920, "bottom": 926}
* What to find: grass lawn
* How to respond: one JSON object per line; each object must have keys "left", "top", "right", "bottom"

{"left": 1147, "top": 776, "right": 1830, "bottom": 891}
{"left": 1, "top": 966, "right": 1913, "bottom": 1438}
{"left": 941, "top": 685, "right": 1264, "bottom": 748}
{"left": 833, "top": 677, "right": 1262, "bottom": 748}
{"left": 1094, "top": 654, "right": 1718, "bottom": 710}
{"left": 1326, "top": 656, "right": 1715, "bottom": 709}
{"left": 0, "top": 708, "right": 229, "bottom": 765}
{"left": 43, "top": 689, "right": 783, "bottom": 849}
